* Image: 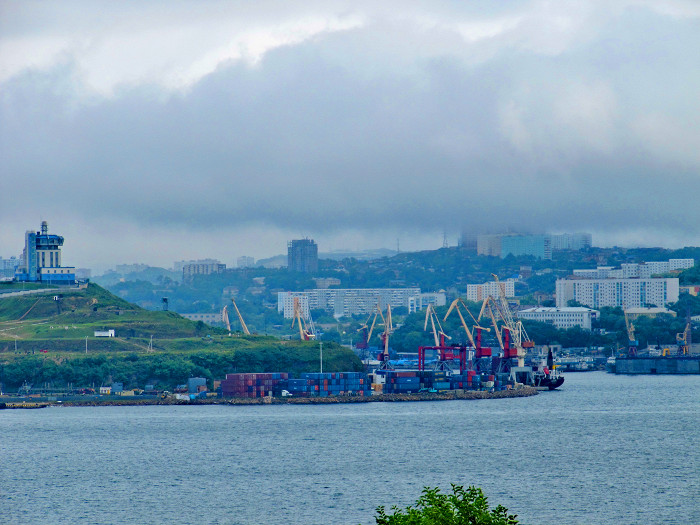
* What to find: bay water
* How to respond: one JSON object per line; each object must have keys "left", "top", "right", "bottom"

{"left": 1, "top": 372, "right": 698, "bottom": 524}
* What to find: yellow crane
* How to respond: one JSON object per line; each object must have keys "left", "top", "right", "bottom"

{"left": 222, "top": 298, "right": 251, "bottom": 335}
{"left": 291, "top": 297, "right": 316, "bottom": 340}
{"left": 424, "top": 304, "right": 451, "bottom": 346}
{"left": 357, "top": 303, "right": 383, "bottom": 346}
{"left": 231, "top": 297, "right": 250, "bottom": 335}
{"left": 444, "top": 298, "right": 490, "bottom": 348}
{"left": 480, "top": 297, "right": 505, "bottom": 352}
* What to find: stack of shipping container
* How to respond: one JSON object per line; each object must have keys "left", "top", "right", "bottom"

{"left": 220, "top": 373, "right": 289, "bottom": 398}
{"left": 383, "top": 370, "right": 420, "bottom": 394}
{"left": 286, "top": 372, "right": 369, "bottom": 397}
{"left": 219, "top": 369, "right": 515, "bottom": 399}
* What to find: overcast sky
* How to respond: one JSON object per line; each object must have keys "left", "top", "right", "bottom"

{"left": 1, "top": 1, "right": 699, "bottom": 272}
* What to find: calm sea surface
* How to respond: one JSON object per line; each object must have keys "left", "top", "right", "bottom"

{"left": 1, "top": 372, "right": 699, "bottom": 525}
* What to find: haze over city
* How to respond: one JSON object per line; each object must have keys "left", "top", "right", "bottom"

{"left": 2, "top": 1, "right": 700, "bottom": 271}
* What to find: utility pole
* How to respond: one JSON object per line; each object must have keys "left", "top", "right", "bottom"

{"left": 319, "top": 341, "right": 323, "bottom": 373}
{"left": 85, "top": 336, "right": 88, "bottom": 354}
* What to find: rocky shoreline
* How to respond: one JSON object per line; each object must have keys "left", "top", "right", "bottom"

{"left": 54, "top": 386, "right": 538, "bottom": 407}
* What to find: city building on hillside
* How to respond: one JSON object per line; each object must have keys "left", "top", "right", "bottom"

{"left": 555, "top": 277, "right": 679, "bottom": 309}
{"left": 624, "top": 307, "right": 676, "bottom": 320}
{"left": 182, "top": 261, "right": 226, "bottom": 279}
{"left": 407, "top": 292, "right": 447, "bottom": 314}
{"left": 237, "top": 256, "right": 255, "bottom": 268}
{"left": 74, "top": 268, "right": 92, "bottom": 280}
{"left": 573, "top": 259, "right": 694, "bottom": 280}
{"left": 517, "top": 307, "right": 599, "bottom": 330}
{"left": 173, "top": 258, "right": 221, "bottom": 272}
{"left": 466, "top": 280, "right": 515, "bottom": 302}
{"left": 277, "top": 292, "right": 311, "bottom": 320}
{"left": 313, "top": 277, "right": 341, "bottom": 289}
{"left": 14, "top": 221, "right": 76, "bottom": 283}
{"left": 115, "top": 263, "right": 150, "bottom": 274}
{"left": 287, "top": 238, "right": 318, "bottom": 273}
{"left": 459, "top": 231, "right": 478, "bottom": 252}
{"left": 501, "top": 234, "right": 552, "bottom": 259}
{"left": 476, "top": 233, "right": 552, "bottom": 259}
{"left": 0, "top": 256, "right": 20, "bottom": 278}
{"left": 476, "top": 234, "right": 503, "bottom": 257}
{"left": 550, "top": 233, "right": 592, "bottom": 251}
{"left": 278, "top": 288, "right": 435, "bottom": 318}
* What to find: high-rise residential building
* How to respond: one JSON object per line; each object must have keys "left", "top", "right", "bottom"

{"left": 237, "top": 256, "right": 255, "bottom": 268}
{"left": 476, "top": 234, "right": 503, "bottom": 256}
{"left": 555, "top": 278, "right": 679, "bottom": 309}
{"left": 466, "top": 280, "right": 515, "bottom": 302}
{"left": 459, "top": 230, "right": 478, "bottom": 252}
{"left": 14, "top": 221, "right": 76, "bottom": 283}
{"left": 182, "top": 261, "right": 226, "bottom": 279}
{"left": 287, "top": 239, "right": 318, "bottom": 273}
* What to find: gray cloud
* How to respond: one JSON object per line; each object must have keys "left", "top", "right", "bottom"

{"left": 2, "top": 2, "right": 700, "bottom": 267}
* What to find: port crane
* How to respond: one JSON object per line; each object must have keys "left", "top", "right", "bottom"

{"left": 223, "top": 298, "right": 250, "bottom": 336}
{"left": 291, "top": 297, "right": 316, "bottom": 340}
{"left": 444, "top": 298, "right": 494, "bottom": 364}
{"left": 487, "top": 274, "right": 533, "bottom": 367}
{"left": 417, "top": 304, "right": 467, "bottom": 373}
{"left": 376, "top": 304, "right": 394, "bottom": 370}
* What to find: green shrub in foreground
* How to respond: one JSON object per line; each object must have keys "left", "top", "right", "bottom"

{"left": 374, "top": 485, "right": 518, "bottom": 525}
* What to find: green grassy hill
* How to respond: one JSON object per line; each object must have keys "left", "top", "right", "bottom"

{"left": 0, "top": 283, "right": 364, "bottom": 391}
{"left": 0, "top": 283, "right": 223, "bottom": 341}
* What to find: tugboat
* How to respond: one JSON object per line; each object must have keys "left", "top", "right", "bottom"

{"left": 530, "top": 347, "right": 565, "bottom": 390}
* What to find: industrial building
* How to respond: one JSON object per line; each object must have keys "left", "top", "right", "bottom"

{"left": 466, "top": 280, "right": 515, "bottom": 302}
{"left": 14, "top": 221, "right": 76, "bottom": 284}
{"left": 287, "top": 238, "right": 318, "bottom": 273}
{"left": 277, "top": 288, "right": 444, "bottom": 318}
{"left": 555, "top": 277, "right": 679, "bottom": 309}
{"left": 517, "top": 307, "right": 599, "bottom": 330}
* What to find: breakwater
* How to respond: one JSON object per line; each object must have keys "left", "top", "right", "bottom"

{"left": 52, "top": 386, "right": 537, "bottom": 407}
